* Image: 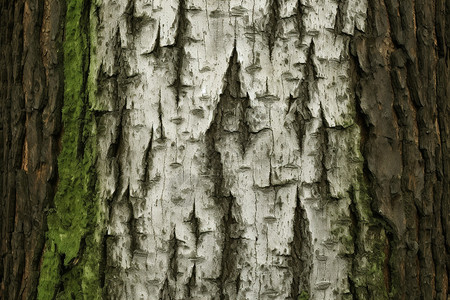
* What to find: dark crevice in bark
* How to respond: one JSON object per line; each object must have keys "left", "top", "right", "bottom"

{"left": 187, "top": 203, "right": 200, "bottom": 250}
{"left": 353, "top": 91, "right": 369, "bottom": 156}
{"left": 149, "top": 24, "right": 162, "bottom": 56}
{"left": 99, "top": 233, "right": 109, "bottom": 290}
{"left": 62, "top": 237, "right": 86, "bottom": 274}
{"left": 319, "top": 106, "right": 331, "bottom": 203}
{"left": 286, "top": 94, "right": 296, "bottom": 115}
{"left": 347, "top": 275, "right": 357, "bottom": 300}
{"left": 229, "top": 47, "right": 250, "bottom": 155}
{"left": 293, "top": 40, "right": 314, "bottom": 155}
{"left": 383, "top": 231, "right": 392, "bottom": 295}
{"left": 172, "top": 0, "right": 187, "bottom": 107}
{"left": 290, "top": 188, "right": 312, "bottom": 299}
{"left": 306, "top": 41, "right": 318, "bottom": 81}
{"left": 186, "top": 264, "right": 196, "bottom": 298}
{"left": 142, "top": 127, "right": 154, "bottom": 189}
{"left": 168, "top": 230, "right": 179, "bottom": 280}
{"left": 267, "top": 0, "right": 280, "bottom": 60}
{"left": 239, "top": 94, "right": 251, "bottom": 156}
{"left": 107, "top": 112, "right": 124, "bottom": 159}
{"left": 204, "top": 44, "right": 244, "bottom": 299}
{"left": 166, "top": 229, "right": 178, "bottom": 299}
{"left": 235, "top": 272, "right": 241, "bottom": 296}
{"left": 159, "top": 277, "right": 172, "bottom": 300}
{"left": 295, "top": 0, "right": 305, "bottom": 43}
{"left": 124, "top": 187, "right": 139, "bottom": 254}
{"left": 334, "top": 0, "right": 348, "bottom": 34}
{"left": 218, "top": 195, "right": 238, "bottom": 300}
{"left": 98, "top": 27, "right": 124, "bottom": 112}
{"left": 157, "top": 91, "right": 166, "bottom": 141}
{"left": 347, "top": 186, "right": 360, "bottom": 298}
{"left": 125, "top": 0, "right": 136, "bottom": 34}
{"left": 125, "top": 0, "right": 151, "bottom": 36}
{"left": 76, "top": 0, "right": 93, "bottom": 160}
{"left": 204, "top": 120, "right": 226, "bottom": 199}
{"left": 211, "top": 45, "right": 250, "bottom": 156}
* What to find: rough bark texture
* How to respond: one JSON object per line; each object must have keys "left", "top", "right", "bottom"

{"left": 353, "top": 0, "right": 450, "bottom": 299}
{"left": 0, "top": 1, "right": 64, "bottom": 299}
{"left": 93, "top": 0, "right": 373, "bottom": 299}
{"left": 0, "top": 0, "right": 448, "bottom": 299}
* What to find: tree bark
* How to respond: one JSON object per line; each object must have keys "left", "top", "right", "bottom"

{"left": 353, "top": 1, "right": 450, "bottom": 298}
{"left": 0, "top": 0, "right": 448, "bottom": 300}
{"left": 0, "top": 1, "right": 64, "bottom": 299}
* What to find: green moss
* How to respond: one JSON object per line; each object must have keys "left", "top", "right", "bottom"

{"left": 350, "top": 170, "right": 389, "bottom": 299}
{"left": 37, "top": 241, "right": 60, "bottom": 300}
{"left": 297, "top": 291, "right": 309, "bottom": 300}
{"left": 37, "top": 0, "right": 102, "bottom": 299}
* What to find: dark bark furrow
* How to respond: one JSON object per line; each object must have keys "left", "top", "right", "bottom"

{"left": 290, "top": 189, "right": 312, "bottom": 299}
{"left": 173, "top": 0, "right": 187, "bottom": 107}
{"left": 295, "top": 0, "right": 305, "bottom": 43}
{"left": 205, "top": 44, "right": 242, "bottom": 299}
{"left": 267, "top": 0, "right": 280, "bottom": 60}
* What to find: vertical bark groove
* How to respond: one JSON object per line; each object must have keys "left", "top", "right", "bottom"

{"left": 290, "top": 190, "right": 312, "bottom": 299}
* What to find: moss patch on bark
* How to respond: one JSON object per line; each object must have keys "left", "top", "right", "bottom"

{"left": 348, "top": 127, "right": 389, "bottom": 299}
{"left": 37, "top": 0, "right": 102, "bottom": 299}
{"left": 350, "top": 177, "right": 389, "bottom": 299}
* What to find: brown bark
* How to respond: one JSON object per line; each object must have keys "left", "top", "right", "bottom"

{"left": 0, "top": 1, "right": 64, "bottom": 299}
{"left": 353, "top": 0, "right": 449, "bottom": 298}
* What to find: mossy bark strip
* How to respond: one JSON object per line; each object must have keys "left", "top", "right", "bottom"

{"left": 37, "top": 0, "right": 102, "bottom": 299}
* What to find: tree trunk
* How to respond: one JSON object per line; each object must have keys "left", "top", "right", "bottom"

{"left": 0, "top": 0, "right": 448, "bottom": 300}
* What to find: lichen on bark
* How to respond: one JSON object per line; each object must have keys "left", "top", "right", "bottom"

{"left": 37, "top": 0, "right": 103, "bottom": 299}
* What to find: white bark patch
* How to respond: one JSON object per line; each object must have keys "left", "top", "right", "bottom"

{"left": 93, "top": 0, "right": 368, "bottom": 299}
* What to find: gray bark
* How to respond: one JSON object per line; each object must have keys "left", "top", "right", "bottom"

{"left": 93, "top": 0, "right": 367, "bottom": 299}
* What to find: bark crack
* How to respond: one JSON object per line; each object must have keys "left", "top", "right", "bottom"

{"left": 172, "top": 0, "right": 187, "bottom": 107}
{"left": 290, "top": 188, "right": 312, "bottom": 299}
{"left": 141, "top": 126, "right": 154, "bottom": 191}
{"left": 296, "top": 0, "right": 306, "bottom": 42}
{"left": 157, "top": 91, "right": 166, "bottom": 141}
{"left": 334, "top": 0, "right": 348, "bottom": 34}
{"left": 167, "top": 229, "right": 178, "bottom": 299}
{"left": 267, "top": 0, "right": 280, "bottom": 60}
{"left": 186, "top": 265, "right": 196, "bottom": 299}
{"left": 218, "top": 194, "right": 238, "bottom": 300}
